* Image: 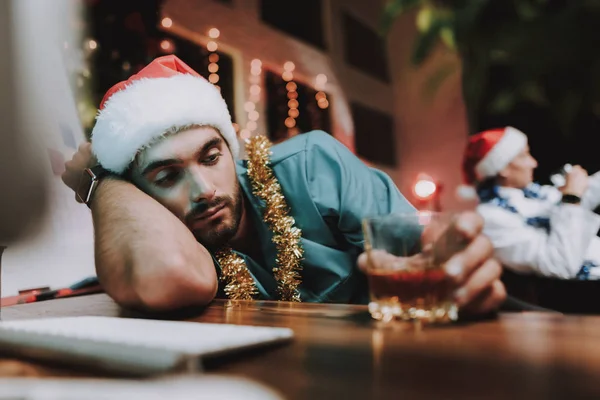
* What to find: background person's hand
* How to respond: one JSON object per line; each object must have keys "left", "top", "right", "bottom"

{"left": 562, "top": 165, "right": 589, "bottom": 197}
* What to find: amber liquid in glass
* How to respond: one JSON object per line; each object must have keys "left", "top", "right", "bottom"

{"left": 367, "top": 268, "right": 457, "bottom": 323}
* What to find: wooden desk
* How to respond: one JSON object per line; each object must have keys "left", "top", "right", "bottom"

{"left": 2, "top": 294, "right": 600, "bottom": 399}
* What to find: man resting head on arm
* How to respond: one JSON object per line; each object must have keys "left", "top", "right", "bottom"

{"left": 63, "top": 55, "right": 505, "bottom": 315}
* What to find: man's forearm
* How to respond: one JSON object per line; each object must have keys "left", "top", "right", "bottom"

{"left": 91, "top": 177, "right": 217, "bottom": 311}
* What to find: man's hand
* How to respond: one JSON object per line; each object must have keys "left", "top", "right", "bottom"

{"left": 357, "top": 212, "right": 506, "bottom": 316}
{"left": 61, "top": 142, "right": 96, "bottom": 202}
{"left": 562, "top": 165, "right": 589, "bottom": 197}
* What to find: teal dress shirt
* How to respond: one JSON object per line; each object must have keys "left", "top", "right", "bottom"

{"left": 213, "top": 131, "right": 415, "bottom": 304}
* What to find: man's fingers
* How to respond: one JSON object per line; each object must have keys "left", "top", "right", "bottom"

{"left": 360, "top": 224, "right": 493, "bottom": 286}
{"left": 62, "top": 161, "right": 80, "bottom": 188}
{"left": 357, "top": 252, "right": 368, "bottom": 273}
{"left": 73, "top": 151, "right": 96, "bottom": 168}
{"left": 453, "top": 211, "right": 484, "bottom": 240}
{"left": 443, "top": 234, "right": 493, "bottom": 285}
{"left": 428, "top": 211, "right": 484, "bottom": 267}
{"left": 453, "top": 258, "right": 502, "bottom": 307}
{"left": 69, "top": 143, "right": 96, "bottom": 169}
{"left": 78, "top": 141, "right": 92, "bottom": 153}
{"left": 422, "top": 211, "right": 481, "bottom": 246}
{"left": 357, "top": 250, "right": 402, "bottom": 273}
{"left": 460, "top": 280, "right": 506, "bottom": 315}
{"left": 72, "top": 152, "right": 87, "bottom": 166}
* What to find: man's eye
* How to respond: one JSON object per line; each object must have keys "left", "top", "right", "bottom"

{"left": 203, "top": 152, "right": 222, "bottom": 165}
{"left": 154, "top": 170, "right": 179, "bottom": 187}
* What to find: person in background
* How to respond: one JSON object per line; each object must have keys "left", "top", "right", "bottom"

{"left": 462, "top": 126, "right": 600, "bottom": 280}
{"left": 61, "top": 55, "right": 505, "bottom": 314}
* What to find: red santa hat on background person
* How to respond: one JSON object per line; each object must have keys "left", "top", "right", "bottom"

{"left": 457, "top": 126, "right": 528, "bottom": 199}
{"left": 90, "top": 55, "right": 239, "bottom": 174}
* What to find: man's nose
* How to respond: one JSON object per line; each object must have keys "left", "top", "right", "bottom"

{"left": 531, "top": 157, "right": 538, "bottom": 168}
{"left": 189, "top": 167, "right": 216, "bottom": 203}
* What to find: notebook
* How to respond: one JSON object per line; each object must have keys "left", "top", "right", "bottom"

{"left": 0, "top": 376, "right": 284, "bottom": 399}
{"left": 0, "top": 316, "right": 293, "bottom": 375}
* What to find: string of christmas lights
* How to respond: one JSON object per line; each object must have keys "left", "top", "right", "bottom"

{"left": 314, "top": 73, "right": 329, "bottom": 109}
{"left": 156, "top": 16, "right": 329, "bottom": 138}
{"left": 239, "top": 58, "right": 263, "bottom": 140}
{"left": 207, "top": 27, "right": 221, "bottom": 90}
{"left": 282, "top": 61, "right": 298, "bottom": 132}
{"left": 159, "top": 17, "right": 175, "bottom": 54}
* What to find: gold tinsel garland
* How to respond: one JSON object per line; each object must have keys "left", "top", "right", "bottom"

{"left": 215, "top": 248, "right": 258, "bottom": 300}
{"left": 215, "top": 135, "right": 304, "bottom": 302}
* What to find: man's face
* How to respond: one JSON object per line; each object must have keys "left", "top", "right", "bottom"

{"left": 499, "top": 146, "right": 538, "bottom": 188}
{"left": 130, "top": 126, "right": 242, "bottom": 250}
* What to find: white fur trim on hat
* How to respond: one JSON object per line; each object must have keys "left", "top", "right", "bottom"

{"left": 91, "top": 74, "right": 239, "bottom": 174}
{"left": 474, "top": 126, "right": 527, "bottom": 181}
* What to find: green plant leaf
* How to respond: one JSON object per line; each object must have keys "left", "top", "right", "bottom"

{"left": 411, "top": 18, "right": 450, "bottom": 65}
{"left": 380, "top": 0, "right": 423, "bottom": 35}
{"left": 416, "top": 6, "right": 434, "bottom": 32}
{"left": 439, "top": 26, "right": 456, "bottom": 49}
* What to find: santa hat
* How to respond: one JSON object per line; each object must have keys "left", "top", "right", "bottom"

{"left": 91, "top": 55, "right": 239, "bottom": 174}
{"left": 457, "top": 126, "right": 528, "bottom": 199}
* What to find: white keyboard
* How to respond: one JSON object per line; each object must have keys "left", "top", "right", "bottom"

{"left": 0, "top": 376, "right": 284, "bottom": 399}
{"left": 0, "top": 316, "right": 294, "bottom": 375}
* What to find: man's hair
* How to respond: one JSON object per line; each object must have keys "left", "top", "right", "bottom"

{"left": 162, "top": 123, "right": 204, "bottom": 137}
{"left": 122, "top": 124, "right": 205, "bottom": 180}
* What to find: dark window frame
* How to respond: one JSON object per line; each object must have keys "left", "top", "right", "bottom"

{"left": 259, "top": 0, "right": 327, "bottom": 51}
{"left": 341, "top": 11, "right": 391, "bottom": 83}
{"left": 351, "top": 101, "right": 396, "bottom": 166}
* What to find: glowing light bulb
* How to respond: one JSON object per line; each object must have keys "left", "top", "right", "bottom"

{"left": 208, "top": 28, "right": 220, "bottom": 39}
{"left": 283, "top": 61, "right": 295, "bottom": 71}
{"left": 285, "top": 117, "right": 296, "bottom": 128}
{"left": 414, "top": 178, "right": 437, "bottom": 199}
{"left": 207, "top": 41, "right": 218, "bottom": 52}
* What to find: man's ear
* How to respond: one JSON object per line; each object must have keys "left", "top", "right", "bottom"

{"left": 497, "top": 165, "right": 510, "bottom": 179}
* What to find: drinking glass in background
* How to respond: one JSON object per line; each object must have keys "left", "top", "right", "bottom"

{"left": 362, "top": 212, "right": 468, "bottom": 324}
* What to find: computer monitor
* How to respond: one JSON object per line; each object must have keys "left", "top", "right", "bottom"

{"left": 0, "top": 0, "right": 90, "bottom": 299}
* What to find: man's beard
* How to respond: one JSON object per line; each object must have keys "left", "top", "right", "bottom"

{"left": 185, "top": 185, "right": 243, "bottom": 251}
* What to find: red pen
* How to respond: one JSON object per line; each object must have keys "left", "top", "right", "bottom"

{"left": 1, "top": 280, "right": 102, "bottom": 307}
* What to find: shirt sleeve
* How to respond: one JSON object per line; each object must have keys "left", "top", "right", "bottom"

{"left": 304, "top": 131, "right": 415, "bottom": 249}
{"left": 480, "top": 203, "right": 600, "bottom": 279}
